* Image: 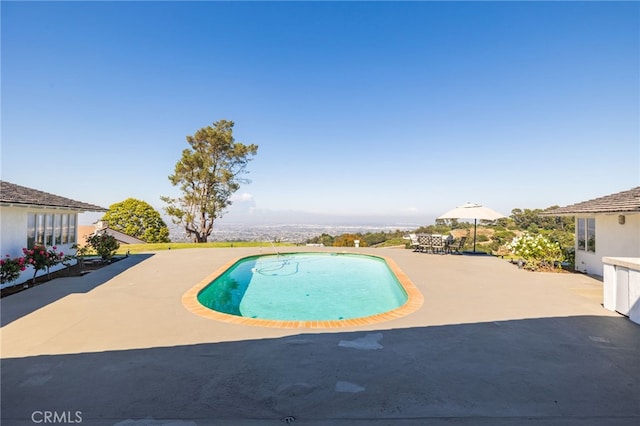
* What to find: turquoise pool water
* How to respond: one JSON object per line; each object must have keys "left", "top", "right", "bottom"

{"left": 197, "top": 253, "right": 408, "bottom": 321}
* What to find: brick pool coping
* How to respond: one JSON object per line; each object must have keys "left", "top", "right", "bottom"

{"left": 181, "top": 252, "right": 424, "bottom": 329}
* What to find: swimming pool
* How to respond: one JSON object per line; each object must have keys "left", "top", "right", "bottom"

{"left": 183, "top": 252, "right": 424, "bottom": 328}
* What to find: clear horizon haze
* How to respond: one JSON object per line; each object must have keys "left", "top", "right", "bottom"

{"left": 2, "top": 1, "right": 638, "bottom": 227}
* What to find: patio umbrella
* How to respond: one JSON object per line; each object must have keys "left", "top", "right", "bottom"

{"left": 437, "top": 203, "right": 507, "bottom": 253}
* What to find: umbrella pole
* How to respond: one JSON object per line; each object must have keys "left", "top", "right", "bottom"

{"left": 473, "top": 219, "right": 477, "bottom": 252}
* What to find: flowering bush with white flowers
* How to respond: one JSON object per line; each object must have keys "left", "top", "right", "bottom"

{"left": 505, "top": 233, "right": 564, "bottom": 271}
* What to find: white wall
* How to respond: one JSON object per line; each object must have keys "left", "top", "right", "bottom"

{"left": 575, "top": 213, "right": 640, "bottom": 276}
{"left": 0, "top": 205, "right": 79, "bottom": 288}
{"left": 0, "top": 206, "right": 27, "bottom": 258}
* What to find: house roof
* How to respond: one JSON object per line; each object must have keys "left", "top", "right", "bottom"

{"left": 77, "top": 226, "right": 146, "bottom": 245}
{"left": 99, "top": 228, "right": 147, "bottom": 245}
{"left": 543, "top": 187, "right": 640, "bottom": 216}
{"left": 0, "top": 181, "right": 107, "bottom": 212}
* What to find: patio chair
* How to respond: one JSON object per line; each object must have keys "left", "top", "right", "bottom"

{"left": 409, "top": 234, "right": 420, "bottom": 252}
{"left": 418, "top": 234, "right": 432, "bottom": 253}
{"left": 431, "top": 234, "right": 446, "bottom": 254}
{"left": 447, "top": 236, "right": 467, "bottom": 254}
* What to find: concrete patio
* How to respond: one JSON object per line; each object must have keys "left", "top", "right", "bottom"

{"left": 1, "top": 247, "right": 638, "bottom": 425}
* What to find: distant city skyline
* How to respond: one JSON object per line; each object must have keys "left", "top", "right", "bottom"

{"left": 3, "top": 1, "right": 638, "bottom": 227}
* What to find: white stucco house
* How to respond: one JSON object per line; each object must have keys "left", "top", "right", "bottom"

{"left": 544, "top": 187, "right": 640, "bottom": 277}
{"left": 0, "top": 181, "right": 107, "bottom": 288}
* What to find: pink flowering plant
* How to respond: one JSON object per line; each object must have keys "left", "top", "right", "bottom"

{"left": 48, "top": 246, "right": 72, "bottom": 272}
{"left": 0, "top": 255, "right": 27, "bottom": 284}
{"left": 22, "top": 245, "right": 66, "bottom": 283}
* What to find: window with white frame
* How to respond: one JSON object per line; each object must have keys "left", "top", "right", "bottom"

{"left": 45, "top": 214, "right": 54, "bottom": 246}
{"left": 54, "top": 214, "right": 62, "bottom": 245}
{"left": 27, "top": 214, "right": 36, "bottom": 249}
{"left": 68, "top": 214, "right": 76, "bottom": 244}
{"left": 577, "top": 217, "right": 595, "bottom": 252}
{"left": 35, "top": 214, "right": 45, "bottom": 246}
{"left": 62, "top": 214, "right": 69, "bottom": 244}
{"left": 27, "top": 213, "right": 77, "bottom": 248}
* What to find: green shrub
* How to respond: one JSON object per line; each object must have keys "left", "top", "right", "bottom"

{"left": 494, "top": 230, "right": 517, "bottom": 241}
{"left": 85, "top": 234, "right": 120, "bottom": 260}
{"left": 563, "top": 246, "right": 575, "bottom": 270}
{"left": 476, "top": 234, "right": 489, "bottom": 242}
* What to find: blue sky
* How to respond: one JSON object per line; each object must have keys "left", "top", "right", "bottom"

{"left": 2, "top": 1, "right": 639, "bottom": 226}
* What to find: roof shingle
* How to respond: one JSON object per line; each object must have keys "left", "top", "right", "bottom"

{"left": 544, "top": 187, "right": 640, "bottom": 215}
{"left": 0, "top": 181, "right": 107, "bottom": 212}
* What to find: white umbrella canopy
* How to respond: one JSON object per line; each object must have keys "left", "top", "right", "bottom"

{"left": 437, "top": 203, "right": 507, "bottom": 253}
{"left": 438, "top": 203, "right": 506, "bottom": 222}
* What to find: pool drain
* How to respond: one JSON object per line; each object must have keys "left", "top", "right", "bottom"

{"left": 282, "top": 416, "right": 296, "bottom": 424}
